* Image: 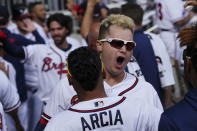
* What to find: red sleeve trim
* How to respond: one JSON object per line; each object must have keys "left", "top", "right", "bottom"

{"left": 4, "top": 100, "right": 21, "bottom": 112}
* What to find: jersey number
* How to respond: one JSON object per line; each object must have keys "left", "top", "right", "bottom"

{"left": 156, "top": 3, "right": 163, "bottom": 20}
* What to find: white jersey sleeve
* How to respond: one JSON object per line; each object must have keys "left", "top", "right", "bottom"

{"left": 0, "top": 57, "right": 16, "bottom": 87}
{"left": 23, "top": 44, "right": 41, "bottom": 63}
{"left": 42, "top": 77, "right": 77, "bottom": 120}
{"left": 146, "top": 32, "right": 175, "bottom": 88}
{"left": 0, "top": 102, "right": 7, "bottom": 131}
{"left": 0, "top": 71, "right": 20, "bottom": 112}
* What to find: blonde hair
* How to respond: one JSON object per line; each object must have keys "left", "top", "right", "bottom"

{"left": 98, "top": 14, "right": 135, "bottom": 40}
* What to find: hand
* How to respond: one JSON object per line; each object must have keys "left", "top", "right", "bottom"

{"left": 21, "top": 18, "right": 36, "bottom": 33}
{"left": 0, "top": 62, "right": 9, "bottom": 79}
{"left": 184, "top": 0, "right": 197, "bottom": 8}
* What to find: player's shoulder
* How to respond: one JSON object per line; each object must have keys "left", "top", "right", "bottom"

{"left": 71, "top": 96, "right": 126, "bottom": 110}
{"left": 52, "top": 76, "right": 75, "bottom": 95}
{"left": 125, "top": 73, "right": 146, "bottom": 84}
{"left": 26, "top": 43, "right": 48, "bottom": 50}
{"left": 125, "top": 72, "right": 155, "bottom": 91}
{"left": 67, "top": 36, "right": 82, "bottom": 48}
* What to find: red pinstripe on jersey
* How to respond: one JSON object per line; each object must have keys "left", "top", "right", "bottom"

{"left": 118, "top": 77, "right": 138, "bottom": 96}
{"left": 4, "top": 100, "right": 21, "bottom": 112}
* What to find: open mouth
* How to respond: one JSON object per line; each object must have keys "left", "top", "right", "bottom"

{"left": 117, "top": 56, "right": 125, "bottom": 65}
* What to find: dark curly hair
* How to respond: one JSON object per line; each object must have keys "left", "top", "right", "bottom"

{"left": 67, "top": 47, "right": 102, "bottom": 91}
{"left": 47, "top": 13, "right": 73, "bottom": 35}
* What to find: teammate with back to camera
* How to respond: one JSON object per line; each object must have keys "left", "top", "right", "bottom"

{"left": 44, "top": 46, "right": 162, "bottom": 131}
{"left": 159, "top": 24, "right": 197, "bottom": 131}
{"left": 36, "top": 14, "right": 163, "bottom": 130}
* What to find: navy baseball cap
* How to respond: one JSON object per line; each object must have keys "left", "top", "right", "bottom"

{"left": 0, "top": 5, "right": 9, "bottom": 21}
{"left": 12, "top": 6, "right": 31, "bottom": 20}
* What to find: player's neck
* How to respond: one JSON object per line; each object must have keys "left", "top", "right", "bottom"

{"left": 78, "top": 91, "right": 107, "bottom": 102}
{"left": 105, "top": 71, "right": 126, "bottom": 86}
{"left": 58, "top": 39, "right": 69, "bottom": 50}
{"left": 77, "top": 81, "right": 107, "bottom": 102}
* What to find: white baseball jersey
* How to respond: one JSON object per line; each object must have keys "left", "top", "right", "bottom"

{"left": 41, "top": 72, "right": 163, "bottom": 124}
{"left": 7, "top": 22, "right": 46, "bottom": 90}
{"left": 67, "top": 36, "right": 83, "bottom": 47}
{"left": 155, "top": 0, "right": 188, "bottom": 31}
{"left": 23, "top": 42, "right": 80, "bottom": 102}
{"left": 0, "top": 57, "right": 17, "bottom": 88}
{"left": 0, "top": 102, "right": 7, "bottom": 131}
{"left": 126, "top": 56, "right": 145, "bottom": 81}
{"left": 155, "top": 0, "right": 188, "bottom": 58}
{"left": 0, "top": 70, "right": 21, "bottom": 112}
{"left": 146, "top": 32, "right": 175, "bottom": 88}
{"left": 44, "top": 96, "right": 162, "bottom": 131}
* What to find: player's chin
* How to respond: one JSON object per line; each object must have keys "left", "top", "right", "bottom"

{"left": 54, "top": 40, "right": 62, "bottom": 45}
{"left": 111, "top": 67, "right": 125, "bottom": 76}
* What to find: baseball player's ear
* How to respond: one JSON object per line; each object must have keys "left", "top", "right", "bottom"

{"left": 67, "top": 74, "right": 73, "bottom": 85}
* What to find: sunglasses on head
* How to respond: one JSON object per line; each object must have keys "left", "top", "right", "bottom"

{"left": 98, "top": 38, "right": 136, "bottom": 51}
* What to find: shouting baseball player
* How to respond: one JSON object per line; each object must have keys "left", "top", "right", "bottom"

{"left": 36, "top": 14, "right": 163, "bottom": 131}
{"left": 44, "top": 46, "right": 162, "bottom": 131}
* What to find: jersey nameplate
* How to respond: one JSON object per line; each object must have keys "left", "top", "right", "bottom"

{"left": 81, "top": 109, "right": 123, "bottom": 131}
